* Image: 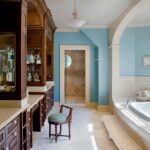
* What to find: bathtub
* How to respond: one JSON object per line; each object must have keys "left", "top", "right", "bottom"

{"left": 129, "top": 102, "right": 150, "bottom": 122}
{"left": 114, "top": 101, "right": 150, "bottom": 149}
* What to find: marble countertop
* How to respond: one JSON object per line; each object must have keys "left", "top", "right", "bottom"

{"left": 0, "top": 94, "right": 44, "bottom": 130}
{"left": 27, "top": 95, "right": 44, "bottom": 110}
{"left": 27, "top": 81, "right": 54, "bottom": 92}
{"left": 0, "top": 106, "right": 28, "bottom": 130}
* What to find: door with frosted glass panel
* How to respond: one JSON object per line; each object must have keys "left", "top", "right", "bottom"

{"left": 65, "top": 50, "right": 85, "bottom": 104}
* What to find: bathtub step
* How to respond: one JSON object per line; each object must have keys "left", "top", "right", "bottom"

{"left": 103, "top": 115, "right": 143, "bottom": 150}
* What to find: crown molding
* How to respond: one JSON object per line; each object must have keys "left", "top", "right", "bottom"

{"left": 56, "top": 26, "right": 109, "bottom": 32}
{"left": 127, "top": 24, "right": 150, "bottom": 27}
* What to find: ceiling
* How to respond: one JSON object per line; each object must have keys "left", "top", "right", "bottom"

{"left": 45, "top": 0, "right": 150, "bottom": 30}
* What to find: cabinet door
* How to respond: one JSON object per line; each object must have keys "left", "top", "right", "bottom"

{"left": 0, "top": 143, "right": 5, "bottom": 150}
{"left": 0, "top": 128, "right": 5, "bottom": 150}
{"left": 7, "top": 134, "right": 20, "bottom": 150}
{"left": 27, "top": 30, "right": 45, "bottom": 86}
{"left": 46, "top": 87, "right": 54, "bottom": 113}
{"left": 27, "top": 110, "right": 31, "bottom": 148}
{"left": 0, "top": 128, "right": 5, "bottom": 146}
{"left": 6, "top": 116, "right": 20, "bottom": 138}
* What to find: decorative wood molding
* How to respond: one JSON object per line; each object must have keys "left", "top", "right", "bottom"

{"left": 27, "top": 0, "right": 56, "bottom": 30}
{"left": 45, "top": 9, "right": 57, "bottom": 32}
{"left": 27, "top": 0, "right": 44, "bottom": 27}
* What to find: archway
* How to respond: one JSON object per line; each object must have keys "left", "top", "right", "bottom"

{"left": 109, "top": 0, "right": 145, "bottom": 103}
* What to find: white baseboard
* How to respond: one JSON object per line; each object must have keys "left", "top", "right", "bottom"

{"left": 54, "top": 102, "right": 60, "bottom": 107}
{"left": 53, "top": 101, "right": 110, "bottom": 112}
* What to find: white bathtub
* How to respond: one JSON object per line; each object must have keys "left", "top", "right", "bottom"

{"left": 114, "top": 101, "right": 150, "bottom": 149}
{"left": 129, "top": 102, "right": 150, "bottom": 122}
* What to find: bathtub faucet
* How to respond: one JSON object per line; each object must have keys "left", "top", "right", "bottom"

{"left": 124, "top": 97, "right": 134, "bottom": 108}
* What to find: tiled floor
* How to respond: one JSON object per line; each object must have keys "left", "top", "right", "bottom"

{"left": 65, "top": 96, "right": 85, "bottom": 104}
{"left": 31, "top": 105, "right": 118, "bottom": 150}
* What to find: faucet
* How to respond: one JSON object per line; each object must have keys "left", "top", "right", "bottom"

{"left": 124, "top": 97, "right": 135, "bottom": 108}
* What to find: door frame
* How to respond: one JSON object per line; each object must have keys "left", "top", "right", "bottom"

{"left": 60, "top": 45, "right": 90, "bottom": 104}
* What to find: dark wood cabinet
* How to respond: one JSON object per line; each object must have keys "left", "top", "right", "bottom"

{"left": 27, "top": 29, "right": 46, "bottom": 86}
{"left": 29, "top": 87, "right": 54, "bottom": 125}
{"left": 6, "top": 132, "right": 20, "bottom": 150}
{"left": 46, "top": 10, "right": 56, "bottom": 81}
{"left": 0, "top": 128, "right": 5, "bottom": 150}
{"left": 0, "top": 115, "right": 21, "bottom": 150}
{"left": 26, "top": 110, "right": 31, "bottom": 149}
{"left": 0, "top": 0, "right": 27, "bottom": 100}
{"left": 46, "top": 86, "right": 54, "bottom": 113}
{"left": 27, "top": 0, "right": 56, "bottom": 86}
{"left": 0, "top": 0, "right": 56, "bottom": 149}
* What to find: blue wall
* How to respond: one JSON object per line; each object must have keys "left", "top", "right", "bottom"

{"left": 120, "top": 26, "right": 150, "bottom": 76}
{"left": 54, "top": 27, "right": 150, "bottom": 104}
{"left": 54, "top": 29, "right": 109, "bottom": 105}
{"left": 81, "top": 29, "right": 109, "bottom": 105}
{"left": 120, "top": 28, "right": 135, "bottom": 76}
{"left": 135, "top": 27, "right": 150, "bottom": 76}
{"left": 54, "top": 32, "right": 98, "bottom": 103}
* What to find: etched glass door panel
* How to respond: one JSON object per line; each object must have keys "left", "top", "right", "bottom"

{"left": 0, "top": 33, "right": 16, "bottom": 92}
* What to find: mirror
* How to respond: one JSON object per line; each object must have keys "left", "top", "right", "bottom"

{"left": 65, "top": 54, "right": 72, "bottom": 67}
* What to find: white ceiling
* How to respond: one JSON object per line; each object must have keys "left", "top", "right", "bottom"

{"left": 45, "top": 0, "right": 150, "bottom": 30}
{"left": 130, "top": 0, "right": 150, "bottom": 26}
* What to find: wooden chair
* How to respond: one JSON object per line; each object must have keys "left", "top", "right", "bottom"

{"left": 48, "top": 105, "right": 73, "bottom": 142}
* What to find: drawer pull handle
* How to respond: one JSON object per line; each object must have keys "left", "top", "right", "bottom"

{"left": 6, "top": 147, "right": 9, "bottom": 150}
{"left": 29, "top": 132, "right": 31, "bottom": 135}
{"left": 29, "top": 118, "right": 31, "bottom": 121}
{"left": 14, "top": 132, "right": 17, "bottom": 136}
{"left": 14, "top": 120, "right": 17, "bottom": 125}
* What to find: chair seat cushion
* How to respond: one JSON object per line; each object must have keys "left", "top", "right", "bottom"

{"left": 48, "top": 113, "right": 68, "bottom": 123}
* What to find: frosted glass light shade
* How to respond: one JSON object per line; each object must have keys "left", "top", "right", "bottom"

{"left": 67, "top": 18, "right": 86, "bottom": 30}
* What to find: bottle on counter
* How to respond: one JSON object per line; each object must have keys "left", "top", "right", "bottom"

{"left": 8, "top": 47, "right": 14, "bottom": 69}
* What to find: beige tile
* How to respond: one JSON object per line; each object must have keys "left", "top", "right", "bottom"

{"left": 31, "top": 105, "right": 118, "bottom": 150}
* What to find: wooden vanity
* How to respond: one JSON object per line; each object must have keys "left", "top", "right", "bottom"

{"left": 0, "top": 95, "right": 45, "bottom": 150}
{"left": 0, "top": 0, "right": 56, "bottom": 149}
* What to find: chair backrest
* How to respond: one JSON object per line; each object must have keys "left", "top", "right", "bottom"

{"left": 59, "top": 105, "right": 73, "bottom": 122}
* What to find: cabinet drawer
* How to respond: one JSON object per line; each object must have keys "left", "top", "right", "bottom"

{"left": 7, "top": 133, "right": 20, "bottom": 150}
{"left": 7, "top": 127, "right": 20, "bottom": 144}
{"left": 0, "top": 128, "right": 5, "bottom": 145}
{"left": 6, "top": 116, "right": 20, "bottom": 137}
{"left": 0, "top": 142, "right": 5, "bottom": 150}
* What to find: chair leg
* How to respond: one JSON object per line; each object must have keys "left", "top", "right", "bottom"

{"left": 49, "top": 124, "right": 51, "bottom": 138}
{"left": 68, "top": 123, "right": 71, "bottom": 139}
{"left": 55, "top": 124, "right": 58, "bottom": 142}
{"left": 59, "top": 124, "right": 62, "bottom": 135}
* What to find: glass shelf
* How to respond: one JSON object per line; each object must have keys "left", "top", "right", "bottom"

{"left": 0, "top": 33, "right": 16, "bottom": 92}
{"left": 26, "top": 48, "right": 42, "bottom": 83}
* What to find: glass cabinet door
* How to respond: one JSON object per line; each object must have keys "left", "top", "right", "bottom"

{"left": 26, "top": 48, "right": 42, "bottom": 84}
{"left": 0, "top": 33, "right": 16, "bottom": 92}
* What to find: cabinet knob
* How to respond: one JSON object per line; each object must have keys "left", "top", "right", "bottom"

{"left": 6, "top": 147, "right": 9, "bottom": 150}
{"left": 14, "top": 132, "right": 17, "bottom": 136}
{"left": 29, "top": 118, "right": 31, "bottom": 121}
{"left": 29, "top": 132, "right": 31, "bottom": 136}
{"left": 14, "top": 120, "right": 17, "bottom": 125}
